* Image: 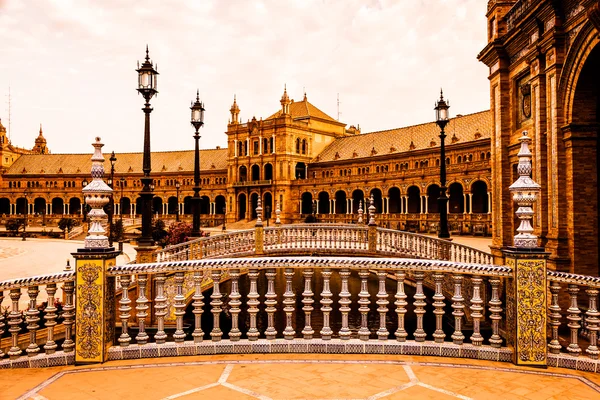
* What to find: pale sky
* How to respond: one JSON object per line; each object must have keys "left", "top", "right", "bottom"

{"left": 0, "top": 0, "right": 490, "bottom": 155}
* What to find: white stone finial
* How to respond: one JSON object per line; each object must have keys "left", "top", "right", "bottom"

{"left": 509, "top": 131, "right": 541, "bottom": 248}
{"left": 255, "top": 197, "right": 263, "bottom": 227}
{"left": 275, "top": 200, "right": 281, "bottom": 225}
{"left": 357, "top": 200, "right": 364, "bottom": 224}
{"left": 83, "top": 137, "right": 113, "bottom": 249}
{"left": 368, "top": 194, "right": 376, "bottom": 226}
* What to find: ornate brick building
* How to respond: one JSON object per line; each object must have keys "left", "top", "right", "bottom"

{"left": 0, "top": 89, "right": 492, "bottom": 235}
{"left": 478, "top": 0, "right": 600, "bottom": 275}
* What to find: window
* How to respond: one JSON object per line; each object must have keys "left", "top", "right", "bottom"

{"left": 296, "top": 138, "right": 300, "bottom": 154}
{"left": 253, "top": 140, "right": 259, "bottom": 155}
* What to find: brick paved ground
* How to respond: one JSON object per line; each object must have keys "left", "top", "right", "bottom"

{"left": 2, "top": 354, "right": 598, "bottom": 400}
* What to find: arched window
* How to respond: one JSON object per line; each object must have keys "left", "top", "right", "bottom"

{"left": 301, "top": 139, "right": 307, "bottom": 155}
{"left": 296, "top": 138, "right": 301, "bottom": 154}
{"left": 457, "top": 156, "right": 462, "bottom": 163}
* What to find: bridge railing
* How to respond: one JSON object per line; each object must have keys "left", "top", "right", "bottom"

{"left": 155, "top": 224, "right": 492, "bottom": 263}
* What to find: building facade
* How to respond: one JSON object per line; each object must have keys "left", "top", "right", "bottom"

{"left": 0, "top": 89, "right": 492, "bottom": 235}
{"left": 478, "top": 0, "right": 600, "bottom": 275}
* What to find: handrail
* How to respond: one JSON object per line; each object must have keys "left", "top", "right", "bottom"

{"left": 0, "top": 271, "right": 75, "bottom": 291}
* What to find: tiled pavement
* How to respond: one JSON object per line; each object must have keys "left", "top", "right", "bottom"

{"left": 3, "top": 354, "right": 599, "bottom": 400}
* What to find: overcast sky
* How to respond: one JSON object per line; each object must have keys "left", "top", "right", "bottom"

{"left": 0, "top": 0, "right": 489, "bottom": 155}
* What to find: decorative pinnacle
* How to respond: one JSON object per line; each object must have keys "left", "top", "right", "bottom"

{"left": 275, "top": 200, "right": 281, "bottom": 225}
{"left": 196, "top": 89, "right": 200, "bottom": 101}
{"left": 145, "top": 44, "right": 149, "bottom": 60}
{"left": 509, "top": 130, "right": 541, "bottom": 248}
{"left": 255, "top": 197, "right": 263, "bottom": 227}
{"left": 368, "top": 194, "right": 376, "bottom": 226}
{"left": 357, "top": 200, "right": 364, "bottom": 224}
{"left": 440, "top": 88, "right": 444, "bottom": 100}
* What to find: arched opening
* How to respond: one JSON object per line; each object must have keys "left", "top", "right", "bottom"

{"left": 183, "top": 196, "right": 193, "bottom": 215}
{"left": 238, "top": 193, "right": 247, "bottom": 221}
{"left": 335, "top": 191, "right": 347, "bottom": 214}
{"left": 295, "top": 162, "right": 306, "bottom": 179}
{"left": 471, "top": 181, "right": 488, "bottom": 213}
{"left": 370, "top": 188, "right": 382, "bottom": 213}
{"left": 215, "top": 195, "right": 226, "bottom": 215}
{"left": 239, "top": 166, "right": 247, "bottom": 182}
{"left": 121, "top": 197, "right": 131, "bottom": 216}
{"left": 301, "top": 192, "right": 313, "bottom": 215}
{"left": 34, "top": 197, "right": 46, "bottom": 215}
{"left": 407, "top": 186, "right": 421, "bottom": 214}
{"left": 167, "top": 196, "right": 178, "bottom": 215}
{"left": 69, "top": 198, "right": 81, "bottom": 215}
{"left": 318, "top": 191, "right": 330, "bottom": 214}
{"left": 152, "top": 197, "right": 163, "bottom": 215}
{"left": 448, "top": 183, "right": 464, "bottom": 214}
{"left": 0, "top": 198, "right": 10, "bottom": 215}
{"left": 427, "top": 185, "right": 441, "bottom": 214}
{"left": 301, "top": 139, "right": 307, "bottom": 154}
{"left": 135, "top": 197, "right": 143, "bottom": 216}
{"left": 388, "top": 187, "right": 401, "bottom": 214}
{"left": 51, "top": 197, "right": 64, "bottom": 215}
{"left": 295, "top": 138, "right": 301, "bottom": 154}
{"left": 264, "top": 163, "right": 273, "bottom": 180}
{"left": 567, "top": 41, "right": 600, "bottom": 275}
{"left": 251, "top": 164, "right": 260, "bottom": 181}
{"left": 263, "top": 192, "right": 273, "bottom": 221}
{"left": 200, "top": 196, "right": 210, "bottom": 214}
{"left": 250, "top": 193, "right": 259, "bottom": 219}
{"left": 16, "top": 198, "right": 28, "bottom": 215}
{"left": 351, "top": 189, "right": 364, "bottom": 214}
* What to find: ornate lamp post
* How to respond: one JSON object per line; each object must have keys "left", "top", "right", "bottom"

{"left": 222, "top": 205, "right": 226, "bottom": 230}
{"left": 136, "top": 46, "right": 159, "bottom": 247}
{"left": 175, "top": 180, "right": 181, "bottom": 222}
{"left": 190, "top": 90, "right": 205, "bottom": 237}
{"left": 107, "top": 151, "right": 117, "bottom": 246}
{"left": 82, "top": 179, "right": 89, "bottom": 223}
{"left": 435, "top": 89, "right": 450, "bottom": 239}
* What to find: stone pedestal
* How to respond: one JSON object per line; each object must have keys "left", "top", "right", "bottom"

{"left": 72, "top": 248, "right": 120, "bottom": 364}
{"left": 503, "top": 246, "right": 549, "bottom": 367}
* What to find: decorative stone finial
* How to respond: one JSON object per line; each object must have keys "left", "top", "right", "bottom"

{"left": 368, "top": 194, "right": 376, "bottom": 226}
{"left": 509, "top": 131, "right": 541, "bottom": 248}
{"left": 357, "top": 200, "right": 364, "bottom": 224}
{"left": 83, "top": 137, "right": 113, "bottom": 249}
{"left": 255, "top": 197, "right": 263, "bottom": 227}
{"left": 275, "top": 200, "right": 281, "bottom": 225}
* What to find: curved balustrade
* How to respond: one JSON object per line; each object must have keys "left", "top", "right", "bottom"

{"left": 155, "top": 224, "right": 492, "bottom": 264}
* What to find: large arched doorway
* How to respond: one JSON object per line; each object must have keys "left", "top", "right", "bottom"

{"left": 16, "top": 198, "right": 28, "bottom": 215}
{"left": 295, "top": 162, "right": 306, "bottom": 179}
{"left": 34, "top": 198, "right": 46, "bottom": 215}
{"left": 238, "top": 193, "right": 247, "bottom": 221}
{"left": 335, "top": 191, "right": 347, "bottom": 214}
{"left": 251, "top": 164, "right": 260, "bottom": 181}
{"left": 370, "top": 188, "right": 382, "bottom": 213}
{"left": 250, "top": 193, "right": 259, "bottom": 219}
{"left": 388, "top": 187, "right": 401, "bottom": 214}
{"left": 121, "top": 197, "right": 131, "bottom": 216}
{"left": 239, "top": 166, "right": 247, "bottom": 182}
{"left": 183, "top": 196, "right": 193, "bottom": 215}
{"left": 135, "top": 197, "right": 143, "bottom": 216}
{"left": 200, "top": 196, "right": 210, "bottom": 214}
{"left": 471, "top": 181, "right": 488, "bottom": 213}
{"left": 301, "top": 192, "right": 313, "bottom": 215}
{"left": 215, "top": 195, "right": 226, "bottom": 215}
{"left": 351, "top": 189, "right": 364, "bottom": 214}
{"left": 407, "top": 186, "right": 421, "bottom": 214}
{"left": 566, "top": 40, "right": 600, "bottom": 275}
{"left": 318, "top": 191, "right": 330, "bottom": 214}
{"left": 264, "top": 163, "right": 273, "bottom": 181}
{"left": 427, "top": 185, "right": 440, "bottom": 214}
{"left": 51, "top": 198, "right": 64, "bottom": 215}
{"left": 263, "top": 192, "right": 273, "bottom": 222}
{"left": 0, "top": 198, "right": 10, "bottom": 215}
{"left": 448, "top": 183, "right": 464, "bottom": 214}
{"left": 167, "top": 196, "right": 178, "bottom": 216}
{"left": 152, "top": 197, "right": 163, "bottom": 216}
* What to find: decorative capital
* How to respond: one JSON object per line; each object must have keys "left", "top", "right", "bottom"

{"left": 509, "top": 131, "right": 541, "bottom": 248}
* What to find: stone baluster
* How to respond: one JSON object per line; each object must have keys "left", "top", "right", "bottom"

{"left": 0, "top": 291, "right": 4, "bottom": 358}
{"left": 413, "top": 271, "right": 427, "bottom": 342}
{"left": 469, "top": 276, "right": 484, "bottom": 346}
{"left": 26, "top": 286, "right": 40, "bottom": 356}
{"left": 44, "top": 283, "right": 58, "bottom": 354}
{"left": 264, "top": 268, "right": 278, "bottom": 340}
{"left": 8, "top": 288, "right": 23, "bottom": 359}
{"left": 154, "top": 273, "right": 168, "bottom": 344}
{"left": 282, "top": 268, "right": 296, "bottom": 339}
{"left": 302, "top": 268, "right": 315, "bottom": 339}
{"left": 210, "top": 269, "right": 223, "bottom": 341}
{"left": 118, "top": 275, "right": 132, "bottom": 346}
{"left": 451, "top": 274, "right": 465, "bottom": 345}
{"left": 62, "top": 280, "right": 75, "bottom": 352}
{"left": 135, "top": 274, "right": 149, "bottom": 345}
{"left": 394, "top": 271, "right": 408, "bottom": 342}
{"left": 320, "top": 268, "right": 333, "bottom": 340}
{"left": 567, "top": 284, "right": 582, "bottom": 355}
{"left": 229, "top": 269, "right": 242, "bottom": 341}
{"left": 585, "top": 288, "right": 599, "bottom": 359}
{"left": 488, "top": 278, "right": 502, "bottom": 348}
{"left": 338, "top": 268, "right": 352, "bottom": 340}
{"left": 173, "top": 272, "right": 186, "bottom": 342}
{"left": 358, "top": 269, "right": 371, "bottom": 340}
{"left": 192, "top": 271, "right": 205, "bottom": 342}
{"left": 548, "top": 282, "right": 562, "bottom": 354}
{"left": 376, "top": 270, "right": 389, "bottom": 340}
{"left": 432, "top": 273, "right": 445, "bottom": 343}
{"left": 247, "top": 268, "right": 260, "bottom": 341}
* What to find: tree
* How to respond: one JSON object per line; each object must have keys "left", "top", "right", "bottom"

{"left": 165, "top": 222, "right": 193, "bottom": 246}
{"left": 152, "top": 219, "right": 169, "bottom": 247}
{"left": 58, "top": 217, "right": 78, "bottom": 233}
{"left": 5, "top": 218, "right": 25, "bottom": 236}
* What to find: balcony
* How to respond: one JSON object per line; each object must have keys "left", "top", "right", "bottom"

{"left": 232, "top": 179, "right": 273, "bottom": 188}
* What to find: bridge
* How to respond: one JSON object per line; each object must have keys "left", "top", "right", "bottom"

{"left": 0, "top": 132, "right": 599, "bottom": 379}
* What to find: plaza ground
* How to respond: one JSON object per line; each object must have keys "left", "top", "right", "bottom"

{"left": 3, "top": 354, "right": 599, "bottom": 399}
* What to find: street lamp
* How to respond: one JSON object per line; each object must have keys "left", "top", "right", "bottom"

{"left": 312, "top": 200, "right": 317, "bottom": 223}
{"left": 222, "top": 205, "right": 226, "bottom": 231}
{"left": 136, "top": 46, "right": 159, "bottom": 247}
{"left": 435, "top": 89, "right": 450, "bottom": 239}
{"left": 108, "top": 151, "right": 117, "bottom": 246}
{"left": 82, "top": 179, "right": 88, "bottom": 223}
{"left": 175, "top": 180, "right": 181, "bottom": 222}
{"left": 190, "top": 90, "right": 205, "bottom": 237}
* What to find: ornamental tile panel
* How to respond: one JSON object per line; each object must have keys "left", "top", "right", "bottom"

{"left": 177, "top": 343, "right": 197, "bottom": 356}
{"left": 214, "top": 343, "right": 234, "bottom": 354}
{"left": 404, "top": 343, "right": 422, "bottom": 355}
{"left": 196, "top": 344, "right": 216, "bottom": 355}
{"left": 422, "top": 343, "right": 442, "bottom": 356}
{"left": 140, "top": 345, "right": 159, "bottom": 359}
{"left": 345, "top": 343, "right": 364, "bottom": 353}
{"left": 158, "top": 344, "right": 177, "bottom": 358}
{"left": 122, "top": 347, "right": 141, "bottom": 360}
{"left": 232, "top": 343, "right": 252, "bottom": 354}
{"left": 326, "top": 343, "right": 345, "bottom": 354}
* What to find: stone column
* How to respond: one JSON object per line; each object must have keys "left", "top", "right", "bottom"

{"left": 424, "top": 195, "right": 429, "bottom": 214}
{"left": 488, "top": 192, "right": 491, "bottom": 214}
{"left": 73, "top": 137, "right": 120, "bottom": 365}
{"left": 332, "top": 199, "right": 336, "bottom": 214}
{"left": 463, "top": 194, "right": 468, "bottom": 214}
